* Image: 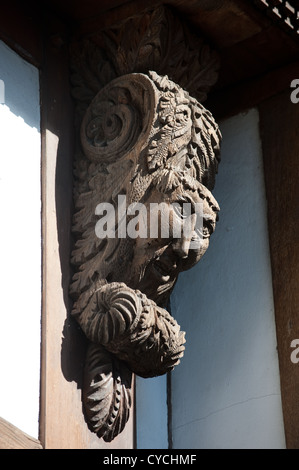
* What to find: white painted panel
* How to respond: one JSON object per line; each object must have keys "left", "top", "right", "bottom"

{"left": 170, "top": 109, "right": 286, "bottom": 449}
{"left": 0, "top": 40, "right": 41, "bottom": 438}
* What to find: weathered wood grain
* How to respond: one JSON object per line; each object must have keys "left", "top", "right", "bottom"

{"left": 40, "top": 23, "right": 135, "bottom": 449}
{"left": 70, "top": 17, "right": 222, "bottom": 438}
{"left": 0, "top": 418, "right": 42, "bottom": 449}
{"left": 260, "top": 90, "right": 299, "bottom": 448}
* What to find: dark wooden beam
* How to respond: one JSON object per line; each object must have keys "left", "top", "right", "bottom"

{"left": 0, "top": 1, "right": 43, "bottom": 67}
{"left": 207, "top": 61, "right": 299, "bottom": 120}
{"left": 259, "top": 90, "right": 299, "bottom": 448}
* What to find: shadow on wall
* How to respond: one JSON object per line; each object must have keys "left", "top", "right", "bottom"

{"left": 43, "top": 45, "right": 88, "bottom": 392}
{"left": 56, "top": 113, "right": 89, "bottom": 390}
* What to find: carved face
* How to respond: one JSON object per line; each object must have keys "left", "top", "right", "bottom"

{"left": 71, "top": 71, "right": 221, "bottom": 305}
{"left": 125, "top": 184, "right": 218, "bottom": 305}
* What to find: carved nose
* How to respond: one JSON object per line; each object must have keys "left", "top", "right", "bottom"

{"left": 172, "top": 237, "right": 190, "bottom": 259}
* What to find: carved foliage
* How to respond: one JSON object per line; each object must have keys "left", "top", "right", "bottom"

{"left": 69, "top": 6, "right": 221, "bottom": 442}
{"left": 70, "top": 5, "right": 220, "bottom": 125}
{"left": 101, "top": 6, "right": 220, "bottom": 102}
{"left": 83, "top": 343, "right": 132, "bottom": 442}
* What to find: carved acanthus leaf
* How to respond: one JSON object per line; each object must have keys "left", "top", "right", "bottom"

{"left": 83, "top": 343, "right": 132, "bottom": 442}
{"left": 100, "top": 6, "right": 220, "bottom": 102}
{"left": 106, "top": 298, "right": 186, "bottom": 378}
{"left": 70, "top": 40, "right": 117, "bottom": 121}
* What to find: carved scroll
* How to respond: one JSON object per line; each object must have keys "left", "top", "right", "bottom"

{"left": 80, "top": 74, "right": 157, "bottom": 164}
{"left": 70, "top": 6, "right": 221, "bottom": 442}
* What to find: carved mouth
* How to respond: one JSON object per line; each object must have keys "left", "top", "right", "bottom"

{"left": 152, "top": 261, "right": 171, "bottom": 283}
{"left": 152, "top": 258, "right": 178, "bottom": 283}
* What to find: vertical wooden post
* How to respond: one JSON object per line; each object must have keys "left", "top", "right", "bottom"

{"left": 40, "top": 22, "right": 134, "bottom": 449}
{"left": 259, "top": 89, "right": 299, "bottom": 448}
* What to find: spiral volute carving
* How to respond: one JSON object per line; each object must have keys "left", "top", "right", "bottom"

{"left": 80, "top": 73, "right": 157, "bottom": 163}
{"left": 76, "top": 282, "right": 142, "bottom": 345}
{"left": 75, "top": 283, "right": 186, "bottom": 379}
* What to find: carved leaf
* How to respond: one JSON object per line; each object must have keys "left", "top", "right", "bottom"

{"left": 99, "top": 6, "right": 219, "bottom": 103}
{"left": 107, "top": 299, "right": 186, "bottom": 378}
{"left": 83, "top": 343, "right": 132, "bottom": 442}
{"left": 103, "top": 8, "right": 164, "bottom": 76}
{"left": 70, "top": 39, "right": 117, "bottom": 107}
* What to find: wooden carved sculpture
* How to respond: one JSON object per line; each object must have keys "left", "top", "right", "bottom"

{"left": 70, "top": 7, "right": 221, "bottom": 442}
